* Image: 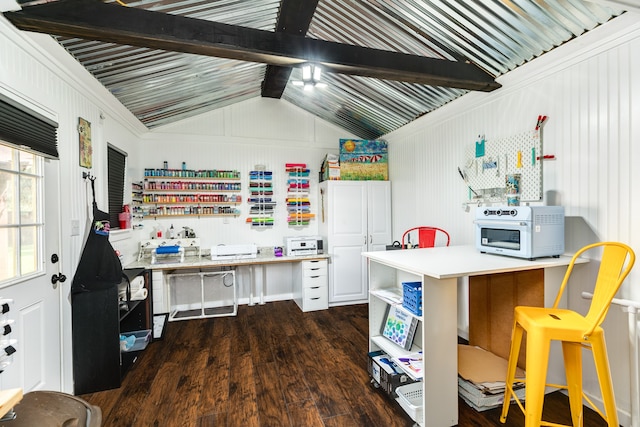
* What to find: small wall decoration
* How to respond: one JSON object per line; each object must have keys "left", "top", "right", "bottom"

{"left": 78, "top": 117, "right": 92, "bottom": 168}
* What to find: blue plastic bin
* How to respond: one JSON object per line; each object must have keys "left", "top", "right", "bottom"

{"left": 402, "top": 281, "right": 422, "bottom": 316}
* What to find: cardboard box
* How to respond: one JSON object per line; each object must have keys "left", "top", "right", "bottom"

{"left": 367, "top": 351, "right": 418, "bottom": 397}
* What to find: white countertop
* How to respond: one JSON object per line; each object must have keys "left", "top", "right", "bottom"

{"left": 126, "top": 252, "right": 329, "bottom": 271}
{"left": 362, "top": 245, "right": 583, "bottom": 279}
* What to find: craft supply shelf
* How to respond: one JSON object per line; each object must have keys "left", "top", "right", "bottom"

{"left": 285, "top": 163, "right": 314, "bottom": 227}
{"left": 247, "top": 169, "right": 275, "bottom": 228}
{"left": 138, "top": 168, "right": 242, "bottom": 218}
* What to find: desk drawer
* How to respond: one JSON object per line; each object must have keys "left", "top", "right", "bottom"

{"left": 302, "top": 274, "right": 327, "bottom": 288}
{"left": 302, "top": 259, "right": 327, "bottom": 277}
{"left": 301, "top": 287, "right": 328, "bottom": 311}
{"left": 303, "top": 284, "right": 326, "bottom": 299}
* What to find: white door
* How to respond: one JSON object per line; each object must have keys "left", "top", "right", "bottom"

{"left": 0, "top": 156, "right": 61, "bottom": 392}
{"left": 326, "top": 182, "right": 368, "bottom": 304}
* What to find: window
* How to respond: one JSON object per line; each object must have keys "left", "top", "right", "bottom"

{"left": 0, "top": 142, "right": 44, "bottom": 284}
{"left": 107, "top": 145, "right": 126, "bottom": 229}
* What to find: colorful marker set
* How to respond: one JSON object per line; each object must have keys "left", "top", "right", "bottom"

{"left": 286, "top": 163, "right": 315, "bottom": 226}
{"left": 247, "top": 169, "right": 275, "bottom": 227}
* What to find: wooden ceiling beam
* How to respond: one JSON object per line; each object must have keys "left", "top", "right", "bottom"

{"left": 4, "top": 0, "right": 501, "bottom": 92}
{"left": 261, "top": 0, "right": 320, "bottom": 99}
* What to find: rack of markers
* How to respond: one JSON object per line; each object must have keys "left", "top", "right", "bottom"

{"left": 246, "top": 168, "right": 275, "bottom": 227}
{"left": 285, "top": 163, "right": 314, "bottom": 227}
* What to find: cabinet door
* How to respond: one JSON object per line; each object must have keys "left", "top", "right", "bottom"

{"left": 326, "top": 182, "right": 368, "bottom": 303}
{"left": 327, "top": 182, "right": 367, "bottom": 247}
{"left": 330, "top": 244, "right": 368, "bottom": 303}
{"left": 366, "top": 181, "right": 391, "bottom": 252}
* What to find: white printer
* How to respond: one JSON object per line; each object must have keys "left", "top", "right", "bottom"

{"left": 285, "top": 236, "right": 323, "bottom": 256}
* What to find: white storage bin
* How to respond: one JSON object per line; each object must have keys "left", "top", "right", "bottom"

{"left": 395, "top": 382, "right": 423, "bottom": 424}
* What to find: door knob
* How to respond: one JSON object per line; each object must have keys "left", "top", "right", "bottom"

{"left": 51, "top": 274, "right": 67, "bottom": 285}
{"left": 51, "top": 254, "right": 59, "bottom": 263}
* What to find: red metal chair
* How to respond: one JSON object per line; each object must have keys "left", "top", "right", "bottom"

{"left": 401, "top": 227, "right": 450, "bottom": 249}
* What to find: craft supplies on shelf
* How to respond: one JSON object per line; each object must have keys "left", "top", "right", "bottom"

{"left": 285, "top": 163, "right": 314, "bottom": 227}
{"left": 138, "top": 168, "right": 241, "bottom": 218}
{"left": 247, "top": 167, "right": 275, "bottom": 228}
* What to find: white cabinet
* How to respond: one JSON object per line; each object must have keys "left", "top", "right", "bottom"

{"left": 318, "top": 181, "right": 391, "bottom": 305}
{"left": 293, "top": 259, "right": 328, "bottom": 312}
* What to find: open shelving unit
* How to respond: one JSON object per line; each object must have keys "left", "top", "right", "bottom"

{"left": 140, "top": 168, "right": 241, "bottom": 218}
{"left": 367, "top": 257, "right": 456, "bottom": 427}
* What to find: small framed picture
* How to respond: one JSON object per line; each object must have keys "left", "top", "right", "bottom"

{"left": 78, "top": 117, "right": 92, "bottom": 168}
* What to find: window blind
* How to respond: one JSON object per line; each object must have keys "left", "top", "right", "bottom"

{"left": 107, "top": 145, "right": 126, "bottom": 228}
{"left": 0, "top": 98, "right": 58, "bottom": 159}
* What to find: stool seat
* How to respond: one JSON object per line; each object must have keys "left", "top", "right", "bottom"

{"left": 514, "top": 306, "right": 604, "bottom": 341}
{"left": 500, "top": 241, "right": 635, "bottom": 427}
{"left": 1, "top": 391, "right": 101, "bottom": 427}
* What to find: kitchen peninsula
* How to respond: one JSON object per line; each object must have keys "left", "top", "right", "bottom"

{"left": 363, "top": 245, "right": 587, "bottom": 427}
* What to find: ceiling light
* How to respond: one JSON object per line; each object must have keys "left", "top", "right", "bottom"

{"left": 292, "top": 63, "right": 326, "bottom": 91}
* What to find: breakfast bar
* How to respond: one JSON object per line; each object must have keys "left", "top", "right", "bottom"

{"left": 363, "top": 245, "right": 587, "bottom": 427}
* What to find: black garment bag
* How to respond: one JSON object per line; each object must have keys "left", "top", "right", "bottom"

{"left": 71, "top": 177, "right": 122, "bottom": 294}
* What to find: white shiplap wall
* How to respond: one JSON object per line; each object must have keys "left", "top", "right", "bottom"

{"left": 137, "top": 97, "right": 357, "bottom": 300}
{"left": 1, "top": 15, "right": 144, "bottom": 393}
{"left": 385, "top": 13, "right": 640, "bottom": 425}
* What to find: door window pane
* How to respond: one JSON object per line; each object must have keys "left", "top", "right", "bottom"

{"left": 0, "top": 144, "right": 17, "bottom": 171}
{"left": 20, "top": 225, "right": 38, "bottom": 276}
{"left": 0, "top": 171, "right": 16, "bottom": 224}
{"left": 0, "top": 142, "right": 43, "bottom": 285}
{"left": 0, "top": 227, "right": 17, "bottom": 281}
{"left": 20, "top": 175, "right": 38, "bottom": 224}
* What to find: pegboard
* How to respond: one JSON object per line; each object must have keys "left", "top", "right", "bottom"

{"left": 462, "top": 129, "right": 542, "bottom": 202}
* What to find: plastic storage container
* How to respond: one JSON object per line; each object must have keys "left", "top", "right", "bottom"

{"left": 396, "top": 382, "right": 423, "bottom": 423}
{"left": 402, "top": 281, "right": 422, "bottom": 316}
{"left": 120, "top": 329, "right": 151, "bottom": 352}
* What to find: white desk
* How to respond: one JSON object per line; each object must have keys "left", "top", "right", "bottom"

{"left": 127, "top": 252, "right": 330, "bottom": 318}
{"left": 363, "top": 245, "right": 584, "bottom": 427}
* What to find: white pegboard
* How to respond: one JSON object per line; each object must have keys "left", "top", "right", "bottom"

{"left": 462, "top": 129, "right": 542, "bottom": 202}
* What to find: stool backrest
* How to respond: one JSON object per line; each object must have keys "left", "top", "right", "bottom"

{"left": 553, "top": 241, "right": 635, "bottom": 339}
{"left": 401, "top": 227, "right": 450, "bottom": 248}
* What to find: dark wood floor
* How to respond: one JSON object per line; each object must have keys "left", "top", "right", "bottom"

{"left": 81, "top": 301, "right": 608, "bottom": 426}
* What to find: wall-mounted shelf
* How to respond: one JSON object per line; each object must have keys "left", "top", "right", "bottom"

{"left": 247, "top": 168, "right": 275, "bottom": 228}
{"left": 139, "top": 169, "right": 241, "bottom": 218}
{"left": 285, "top": 163, "right": 314, "bottom": 227}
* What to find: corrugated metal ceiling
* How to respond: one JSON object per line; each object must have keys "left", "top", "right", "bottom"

{"left": 23, "top": 0, "right": 622, "bottom": 139}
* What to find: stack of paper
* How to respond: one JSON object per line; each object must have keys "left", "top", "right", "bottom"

{"left": 392, "top": 351, "right": 423, "bottom": 381}
{"left": 457, "top": 345, "right": 525, "bottom": 411}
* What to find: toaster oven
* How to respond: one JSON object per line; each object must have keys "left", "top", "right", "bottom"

{"left": 474, "top": 206, "right": 565, "bottom": 260}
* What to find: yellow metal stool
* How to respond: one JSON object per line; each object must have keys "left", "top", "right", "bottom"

{"left": 500, "top": 241, "right": 635, "bottom": 427}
